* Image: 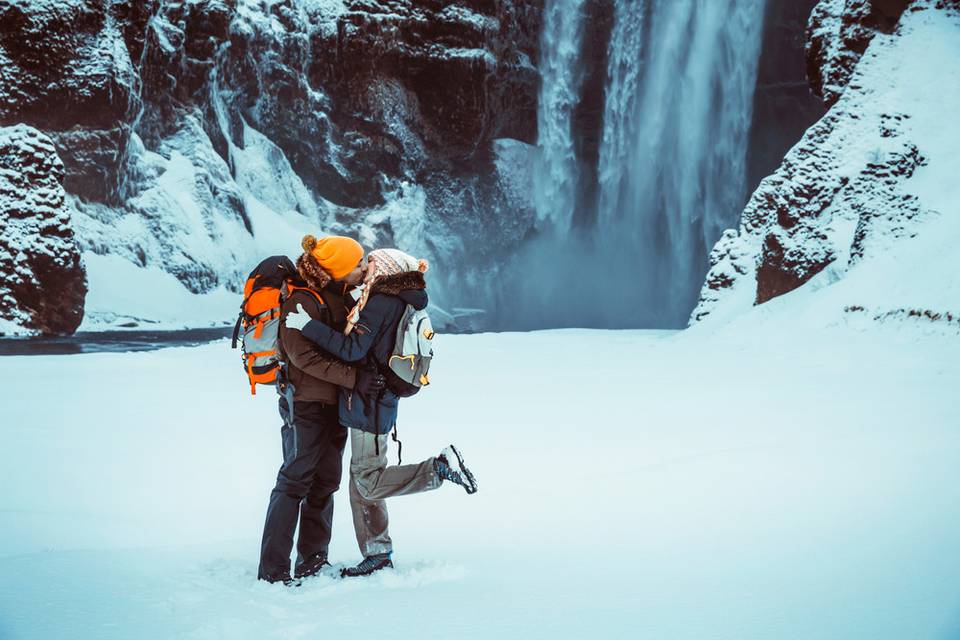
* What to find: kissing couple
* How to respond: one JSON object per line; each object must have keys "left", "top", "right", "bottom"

{"left": 256, "top": 235, "right": 478, "bottom": 586}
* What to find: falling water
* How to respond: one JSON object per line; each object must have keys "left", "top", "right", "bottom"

{"left": 533, "top": 0, "right": 590, "bottom": 233}
{"left": 516, "top": 0, "right": 766, "bottom": 329}
{"left": 596, "top": 0, "right": 766, "bottom": 326}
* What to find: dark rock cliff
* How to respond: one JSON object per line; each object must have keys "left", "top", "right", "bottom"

{"left": 747, "top": 0, "right": 825, "bottom": 194}
{"left": 0, "top": 0, "right": 543, "bottom": 334}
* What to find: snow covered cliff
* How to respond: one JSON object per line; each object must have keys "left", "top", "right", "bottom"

{"left": 0, "top": 0, "right": 541, "bottom": 334}
{"left": 693, "top": 0, "right": 960, "bottom": 333}
{"left": 2, "top": 0, "right": 957, "bottom": 335}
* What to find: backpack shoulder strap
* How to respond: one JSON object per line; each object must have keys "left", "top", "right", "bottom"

{"left": 394, "top": 303, "right": 415, "bottom": 346}
{"left": 285, "top": 284, "right": 326, "bottom": 307}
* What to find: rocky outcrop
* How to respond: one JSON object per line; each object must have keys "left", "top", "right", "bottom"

{"left": 0, "top": 125, "right": 86, "bottom": 335}
{"left": 0, "top": 0, "right": 147, "bottom": 204}
{"left": 805, "top": 0, "right": 910, "bottom": 105}
{"left": 217, "top": 0, "right": 541, "bottom": 210}
{"left": 692, "top": 0, "right": 956, "bottom": 324}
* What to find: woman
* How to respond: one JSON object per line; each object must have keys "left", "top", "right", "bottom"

{"left": 284, "top": 248, "right": 477, "bottom": 578}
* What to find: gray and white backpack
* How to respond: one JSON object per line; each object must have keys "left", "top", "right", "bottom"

{"left": 385, "top": 304, "right": 434, "bottom": 397}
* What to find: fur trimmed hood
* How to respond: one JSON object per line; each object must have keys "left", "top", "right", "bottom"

{"left": 369, "top": 270, "right": 428, "bottom": 311}
{"left": 369, "top": 270, "right": 426, "bottom": 297}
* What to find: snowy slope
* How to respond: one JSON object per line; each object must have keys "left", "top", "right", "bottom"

{"left": 694, "top": 1, "right": 960, "bottom": 331}
{"left": 2, "top": 321, "right": 959, "bottom": 639}
{"left": 71, "top": 120, "right": 457, "bottom": 332}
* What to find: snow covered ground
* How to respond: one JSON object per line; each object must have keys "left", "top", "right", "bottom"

{"left": 2, "top": 310, "right": 960, "bottom": 639}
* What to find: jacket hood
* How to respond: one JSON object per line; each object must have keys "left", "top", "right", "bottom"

{"left": 370, "top": 271, "right": 428, "bottom": 310}
{"left": 399, "top": 288, "right": 428, "bottom": 310}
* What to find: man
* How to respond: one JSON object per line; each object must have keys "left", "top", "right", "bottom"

{"left": 257, "top": 234, "right": 384, "bottom": 585}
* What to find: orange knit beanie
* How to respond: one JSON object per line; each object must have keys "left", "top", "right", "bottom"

{"left": 301, "top": 235, "right": 364, "bottom": 281}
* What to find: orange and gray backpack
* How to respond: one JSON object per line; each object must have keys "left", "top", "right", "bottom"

{"left": 231, "top": 256, "right": 298, "bottom": 395}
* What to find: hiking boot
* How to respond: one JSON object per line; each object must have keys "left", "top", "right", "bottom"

{"left": 435, "top": 445, "right": 478, "bottom": 494}
{"left": 340, "top": 553, "right": 393, "bottom": 578}
{"left": 258, "top": 571, "right": 301, "bottom": 588}
{"left": 294, "top": 552, "right": 331, "bottom": 580}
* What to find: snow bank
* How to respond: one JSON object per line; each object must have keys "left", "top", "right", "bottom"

{"left": 78, "top": 253, "right": 237, "bottom": 331}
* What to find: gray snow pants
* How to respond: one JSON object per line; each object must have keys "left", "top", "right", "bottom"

{"left": 349, "top": 428, "right": 441, "bottom": 557}
{"left": 258, "top": 399, "right": 347, "bottom": 580}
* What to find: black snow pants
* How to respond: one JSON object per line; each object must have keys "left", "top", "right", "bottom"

{"left": 258, "top": 398, "right": 347, "bottom": 580}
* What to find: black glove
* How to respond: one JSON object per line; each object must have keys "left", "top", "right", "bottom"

{"left": 354, "top": 369, "right": 386, "bottom": 399}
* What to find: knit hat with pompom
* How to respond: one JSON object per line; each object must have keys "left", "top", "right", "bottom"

{"left": 297, "top": 235, "right": 364, "bottom": 287}
{"left": 366, "top": 248, "right": 428, "bottom": 280}
{"left": 345, "top": 248, "right": 428, "bottom": 334}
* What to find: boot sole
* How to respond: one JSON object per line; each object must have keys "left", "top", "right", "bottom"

{"left": 449, "top": 445, "right": 478, "bottom": 494}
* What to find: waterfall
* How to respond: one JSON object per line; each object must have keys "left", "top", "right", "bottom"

{"left": 533, "top": 0, "right": 590, "bottom": 233}
{"left": 519, "top": 0, "right": 766, "bottom": 329}
{"left": 595, "top": 0, "right": 766, "bottom": 326}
